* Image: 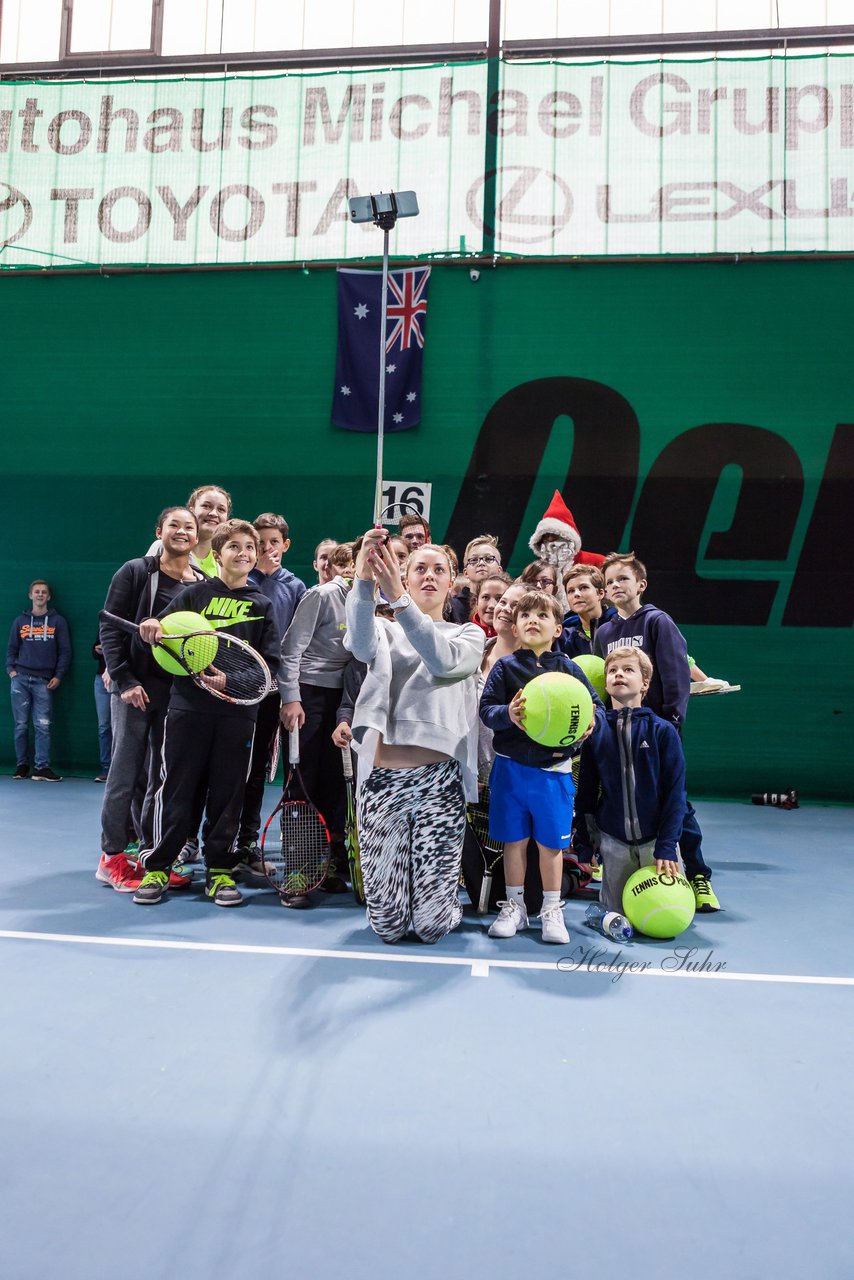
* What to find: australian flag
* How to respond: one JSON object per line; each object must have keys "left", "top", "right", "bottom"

{"left": 331, "top": 266, "right": 430, "bottom": 433}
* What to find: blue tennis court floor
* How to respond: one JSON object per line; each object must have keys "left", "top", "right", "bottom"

{"left": 1, "top": 779, "right": 852, "bottom": 1280}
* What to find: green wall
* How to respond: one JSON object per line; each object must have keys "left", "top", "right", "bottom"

{"left": 2, "top": 260, "right": 851, "bottom": 799}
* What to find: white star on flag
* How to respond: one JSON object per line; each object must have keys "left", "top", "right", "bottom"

{"left": 406, "top": 392, "right": 417, "bottom": 402}
{"left": 340, "top": 386, "right": 351, "bottom": 396}
{"left": 354, "top": 303, "right": 369, "bottom": 319}
{"left": 393, "top": 413, "right": 404, "bottom": 424}
{"left": 386, "top": 363, "right": 396, "bottom": 374}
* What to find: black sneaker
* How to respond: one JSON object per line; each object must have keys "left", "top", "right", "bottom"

{"left": 31, "top": 767, "right": 62, "bottom": 782}
{"left": 133, "top": 870, "right": 169, "bottom": 905}
{"left": 318, "top": 874, "right": 349, "bottom": 895}
{"left": 281, "top": 892, "right": 311, "bottom": 909}
{"left": 233, "top": 843, "right": 268, "bottom": 882}
{"left": 12, "top": 764, "right": 29, "bottom": 780}
{"left": 204, "top": 871, "right": 243, "bottom": 907}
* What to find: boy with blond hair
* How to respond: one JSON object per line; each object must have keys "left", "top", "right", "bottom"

{"left": 594, "top": 551, "right": 720, "bottom": 912}
{"left": 575, "top": 646, "right": 686, "bottom": 913}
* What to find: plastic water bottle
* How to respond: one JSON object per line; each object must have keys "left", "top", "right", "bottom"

{"left": 584, "top": 902, "right": 634, "bottom": 941}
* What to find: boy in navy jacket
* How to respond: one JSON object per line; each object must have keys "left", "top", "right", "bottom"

{"left": 480, "top": 590, "right": 601, "bottom": 945}
{"left": 594, "top": 552, "right": 720, "bottom": 913}
{"left": 575, "top": 646, "right": 686, "bottom": 913}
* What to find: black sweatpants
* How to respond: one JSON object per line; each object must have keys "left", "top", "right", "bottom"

{"left": 237, "top": 690, "right": 281, "bottom": 847}
{"left": 140, "top": 708, "right": 255, "bottom": 875}
{"left": 297, "top": 682, "right": 345, "bottom": 835}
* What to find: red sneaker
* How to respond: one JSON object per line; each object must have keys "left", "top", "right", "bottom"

{"left": 168, "top": 865, "right": 194, "bottom": 891}
{"left": 96, "top": 853, "right": 143, "bottom": 894}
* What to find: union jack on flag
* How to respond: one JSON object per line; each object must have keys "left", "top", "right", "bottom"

{"left": 331, "top": 266, "right": 431, "bottom": 433}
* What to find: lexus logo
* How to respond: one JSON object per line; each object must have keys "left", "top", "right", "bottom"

{"left": 467, "top": 167, "right": 573, "bottom": 243}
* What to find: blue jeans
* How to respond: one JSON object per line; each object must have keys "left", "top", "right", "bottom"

{"left": 10, "top": 673, "right": 53, "bottom": 767}
{"left": 93, "top": 674, "right": 113, "bottom": 772}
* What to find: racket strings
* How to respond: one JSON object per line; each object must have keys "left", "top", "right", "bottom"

{"left": 182, "top": 633, "right": 273, "bottom": 705}
{"left": 262, "top": 801, "right": 331, "bottom": 893}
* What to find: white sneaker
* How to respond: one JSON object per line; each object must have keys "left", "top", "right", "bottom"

{"left": 540, "top": 902, "right": 569, "bottom": 944}
{"left": 488, "top": 898, "right": 529, "bottom": 938}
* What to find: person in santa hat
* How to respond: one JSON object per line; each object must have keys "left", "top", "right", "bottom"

{"left": 528, "top": 490, "right": 605, "bottom": 575}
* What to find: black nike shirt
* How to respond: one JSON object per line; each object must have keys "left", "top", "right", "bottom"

{"left": 158, "top": 577, "right": 280, "bottom": 718}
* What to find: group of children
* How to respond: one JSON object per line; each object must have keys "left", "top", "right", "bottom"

{"left": 10, "top": 479, "right": 721, "bottom": 942}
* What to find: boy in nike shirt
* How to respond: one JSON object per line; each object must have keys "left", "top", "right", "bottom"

{"left": 133, "top": 520, "right": 280, "bottom": 907}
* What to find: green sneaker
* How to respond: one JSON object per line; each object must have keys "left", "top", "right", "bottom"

{"left": 691, "top": 874, "right": 721, "bottom": 913}
{"left": 133, "top": 870, "right": 169, "bottom": 905}
{"left": 204, "top": 870, "right": 243, "bottom": 907}
{"left": 124, "top": 840, "right": 141, "bottom": 859}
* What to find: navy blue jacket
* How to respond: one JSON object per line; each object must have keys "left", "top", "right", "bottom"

{"left": 556, "top": 605, "right": 618, "bottom": 659}
{"left": 574, "top": 706, "right": 686, "bottom": 862}
{"left": 248, "top": 566, "right": 306, "bottom": 642}
{"left": 480, "top": 648, "right": 602, "bottom": 769}
{"left": 6, "top": 608, "right": 71, "bottom": 680}
{"left": 593, "top": 603, "right": 690, "bottom": 730}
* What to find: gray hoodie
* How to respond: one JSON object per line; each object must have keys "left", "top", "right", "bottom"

{"left": 278, "top": 575, "right": 351, "bottom": 702}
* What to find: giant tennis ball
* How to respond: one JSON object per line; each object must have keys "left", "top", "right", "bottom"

{"left": 572, "top": 654, "right": 607, "bottom": 701}
{"left": 153, "top": 611, "right": 218, "bottom": 676}
{"left": 521, "top": 672, "right": 594, "bottom": 749}
{"left": 622, "top": 866, "right": 696, "bottom": 939}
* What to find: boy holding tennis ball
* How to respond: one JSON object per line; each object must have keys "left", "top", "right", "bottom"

{"left": 574, "top": 646, "right": 687, "bottom": 913}
{"left": 479, "top": 590, "right": 600, "bottom": 944}
{"left": 132, "top": 520, "right": 280, "bottom": 908}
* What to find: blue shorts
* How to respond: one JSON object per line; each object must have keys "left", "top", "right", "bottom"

{"left": 488, "top": 755, "right": 576, "bottom": 851}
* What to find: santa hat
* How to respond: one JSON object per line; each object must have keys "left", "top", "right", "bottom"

{"left": 529, "top": 490, "right": 583, "bottom": 558}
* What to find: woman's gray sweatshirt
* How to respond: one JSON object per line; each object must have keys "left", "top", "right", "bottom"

{"left": 344, "top": 577, "right": 485, "bottom": 800}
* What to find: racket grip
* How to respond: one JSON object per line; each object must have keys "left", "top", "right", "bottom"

{"left": 477, "top": 871, "right": 493, "bottom": 915}
{"left": 341, "top": 746, "right": 353, "bottom": 780}
{"left": 288, "top": 727, "right": 300, "bottom": 764}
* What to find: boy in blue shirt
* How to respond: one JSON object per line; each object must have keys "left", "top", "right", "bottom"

{"left": 575, "top": 646, "right": 686, "bottom": 912}
{"left": 480, "top": 590, "right": 600, "bottom": 944}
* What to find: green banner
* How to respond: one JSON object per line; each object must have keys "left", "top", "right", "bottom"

{"left": 1, "top": 54, "right": 853, "bottom": 266}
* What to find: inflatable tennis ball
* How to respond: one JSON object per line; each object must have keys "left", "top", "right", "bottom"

{"left": 622, "top": 866, "right": 696, "bottom": 939}
{"left": 521, "top": 672, "right": 594, "bottom": 749}
{"left": 153, "top": 611, "right": 218, "bottom": 676}
{"left": 572, "top": 654, "right": 607, "bottom": 701}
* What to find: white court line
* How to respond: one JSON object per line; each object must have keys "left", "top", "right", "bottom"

{"left": 1, "top": 928, "right": 854, "bottom": 987}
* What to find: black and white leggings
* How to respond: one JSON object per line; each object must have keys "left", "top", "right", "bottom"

{"left": 357, "top": 759, "right": 466, "bottom": 945}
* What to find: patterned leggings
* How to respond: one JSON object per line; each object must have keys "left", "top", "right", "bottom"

{"left": 357, "top": 759, "right": 466, "bottom": 945}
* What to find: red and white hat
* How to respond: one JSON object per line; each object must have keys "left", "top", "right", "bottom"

{"left": 528, "top": 490, "right": 605, "bottom": 568}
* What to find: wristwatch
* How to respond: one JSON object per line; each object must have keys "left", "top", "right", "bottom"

{"left": 387, "top": 593, "right": 412, "bottom": 612}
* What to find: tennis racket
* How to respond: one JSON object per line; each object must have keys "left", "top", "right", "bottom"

{"left": 260, "top": 728, "right": 332, "bottom": 904}
{"left": 99, "top": 610, "right": 275, "bottom": 707}
{"left": 467, "top": 782, "right": 504, "bottom": 914}
{"left": 268, "top": 724, "right": 281, "bottom": 783}
{"left": 341, "top": 746, "right": 364, "bottom": 904}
